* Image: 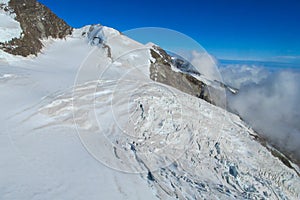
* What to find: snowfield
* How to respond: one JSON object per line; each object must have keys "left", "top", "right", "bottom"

{"left": 0, "top": 25, "right": 300, "bottom": 199}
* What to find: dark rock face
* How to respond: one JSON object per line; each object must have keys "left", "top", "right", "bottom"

{"left": 0, "top": 0, "right": 72, "bottom": 56}
{"left": 150, "top": 46, "right": 214, "bottom": 104}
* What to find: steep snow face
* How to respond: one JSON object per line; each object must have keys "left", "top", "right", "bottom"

{"left": 1, "top": 24, "right": 300, "bottom": 199}
{"left": 0, "top": 13, "right": 22, "bottom": 42}
{"left": 0, "top": 2, "right": 22, "bottom": 43}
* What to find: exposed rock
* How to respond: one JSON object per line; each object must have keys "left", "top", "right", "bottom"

{"left": 150, "top": 45, "right": 220, "bottom": 105}
{"left": 0, "top": 0, "right": 72, "bottom": 56}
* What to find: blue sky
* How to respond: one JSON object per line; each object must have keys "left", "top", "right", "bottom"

{"left": 39, "top": 0, "right": 300, "bottom": 63}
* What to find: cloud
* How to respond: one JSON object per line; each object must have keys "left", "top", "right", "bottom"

{"left": 219, "top": 64, "right": 269, "bottom": 88}
{"left": 174, "top": 50, "right": 222, "bottom": 81}
{"left": 270, "top": 55, "right": 300, "bottom": 64}
{"left": 190, "top": 51, "right": 221, "bottom": 81}
{"left": 220, "top": 64, "right": 300, "bottom": 162}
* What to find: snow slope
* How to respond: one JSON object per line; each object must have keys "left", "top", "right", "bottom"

{"left": 0, "top": 25, "right": 299, "bottom": 200}
{"left": 0, "top": 30, "right": 155, "bottom": 200}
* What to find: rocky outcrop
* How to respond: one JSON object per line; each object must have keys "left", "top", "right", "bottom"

{"left": 150, "top": 46, "right": 222, "bottom": 105}
{"left": 0, "top": 0, "right": 72, "bottom": 56}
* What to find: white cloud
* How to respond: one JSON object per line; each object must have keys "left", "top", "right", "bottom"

{"left": 219, "top": 64, "right": 269, "bottom": 88}
{"left": 190, "top": 51, "right": 221, "bottom": 81}
{"left": 221, "top": 65, "right": 300, "bottom": 161}
{"left": 271, "top": 55, "right": 300, "bottom": 64}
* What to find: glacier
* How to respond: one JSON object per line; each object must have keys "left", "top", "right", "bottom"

{"left": 0, "top": 23, "right": 299, "bottom": 200}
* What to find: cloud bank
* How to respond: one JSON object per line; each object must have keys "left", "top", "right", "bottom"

{"left": 220, "top": 64, "right": 300, "bottom": 162}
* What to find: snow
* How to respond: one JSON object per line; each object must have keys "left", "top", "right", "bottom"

{"left": 0, "top": 12, "right": 22, "bottom": 42}
{"left": 1, "top": 0, "right": 10, "bottom": 4}
{"left": 0, "top": 4, "right": 22, "bottom": 43}
{"left": 0, "top": 30, "right": 157, "bottom": 200}
{"left": 88, "top": 25, "right": 120, "bottom": 42}
{"left": 0, "top": 24, "right": 299, "bottom": 199}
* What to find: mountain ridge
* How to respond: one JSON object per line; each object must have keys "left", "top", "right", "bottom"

{"left": 0, "top": 1, "right": 299, "bottom": 199}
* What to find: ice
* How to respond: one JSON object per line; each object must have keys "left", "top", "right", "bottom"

{"left": 0, "top": 28, "right": 158, "bottom": 200}
{"left": 0, "top": 24, "right": 299, "bottom": 199}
